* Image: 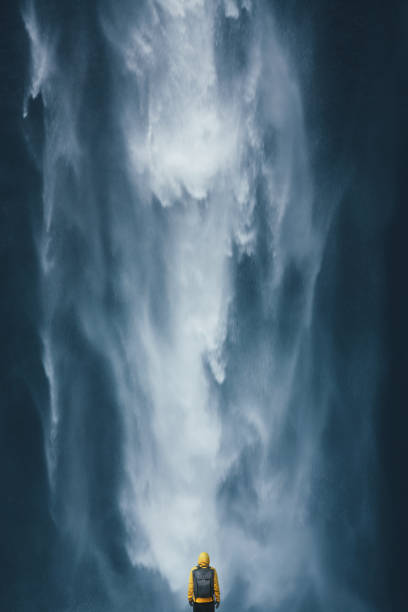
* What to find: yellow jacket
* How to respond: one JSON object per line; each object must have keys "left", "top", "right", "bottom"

{"left": 188, "top": 552, "right": 220, "bottom": 604}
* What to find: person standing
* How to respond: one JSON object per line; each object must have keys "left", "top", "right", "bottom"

{"left": 188, "top": 552, "right": 220, "bottom": 611}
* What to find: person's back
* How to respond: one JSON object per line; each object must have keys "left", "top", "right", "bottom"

{"left": 188, "top": 552, "right": 220, "bottom": 611}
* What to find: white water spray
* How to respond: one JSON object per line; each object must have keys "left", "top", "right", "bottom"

{"left": 24, "top": 0, "right": 325, "bottom": 609}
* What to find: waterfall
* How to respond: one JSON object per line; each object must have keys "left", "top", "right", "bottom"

{"left": 22, "top": 1, "right": 379, "bottom": 611}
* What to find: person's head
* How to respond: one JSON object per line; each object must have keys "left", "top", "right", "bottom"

{"left": 198, "top": 552, "right": 210, "bottom": 567}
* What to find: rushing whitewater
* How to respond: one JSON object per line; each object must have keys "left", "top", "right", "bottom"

{"left": 22, "top": 1, "right": 369, "bottom": 610}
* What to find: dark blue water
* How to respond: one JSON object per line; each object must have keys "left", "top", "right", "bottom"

{"left": 1, "top": 1, "right": 407, "bottom": 611}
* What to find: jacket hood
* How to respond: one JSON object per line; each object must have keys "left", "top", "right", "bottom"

{"left": 198, "top": 552, "right": 210, "bottom": 567}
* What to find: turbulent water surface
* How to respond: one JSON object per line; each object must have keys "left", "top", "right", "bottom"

{"left": 9, "top": 0, "right": 397, "bottom": 610}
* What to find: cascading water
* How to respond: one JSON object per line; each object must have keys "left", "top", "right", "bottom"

{"left": 22, "top": 1, "right": 380, "bottom": 611}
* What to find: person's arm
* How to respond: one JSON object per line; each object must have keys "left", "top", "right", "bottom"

{"left": 188, "top": 569, "right": 194, "bottom": 605}
{"left": 213, "top": 568, "right": 220, "bottom": 605}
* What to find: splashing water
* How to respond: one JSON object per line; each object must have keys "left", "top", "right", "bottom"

{"left": 22, "top": 1, "right": 353, "bottom": 610}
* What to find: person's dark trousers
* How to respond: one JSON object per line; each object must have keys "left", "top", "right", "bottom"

{"left": 193, "top": 603, "right": 215, "bottom": 612}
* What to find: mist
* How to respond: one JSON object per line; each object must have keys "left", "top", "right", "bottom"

{"left": 1, "top": 1, "right": 403, "bottom": 611}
